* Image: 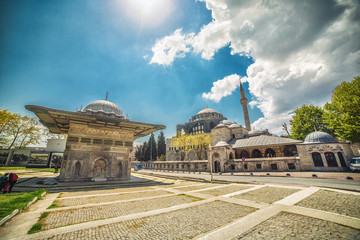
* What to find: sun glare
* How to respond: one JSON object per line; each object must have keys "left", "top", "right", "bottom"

{"left": 121, "top": 0, "right": 173, "bottom": 27}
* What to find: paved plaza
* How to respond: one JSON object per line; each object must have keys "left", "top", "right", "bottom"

{"left": 1, "top": 172, "right": 360, "bottom": 239}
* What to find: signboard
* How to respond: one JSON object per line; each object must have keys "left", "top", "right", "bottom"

{"left": 136, "top": 164, "right": 143, "bottom": 169}
{"left": 242, "top": 157, "right": 246, "bottom": 162}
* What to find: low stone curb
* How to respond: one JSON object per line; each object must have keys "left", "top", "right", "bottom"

{"left": 0, "top": 191, "right": 47, "bottom": 227}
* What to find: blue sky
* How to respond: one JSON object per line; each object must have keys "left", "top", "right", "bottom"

{"left": 0, "top": 0, "right": 260, "bottom": 142}
{"left": 1, "top": 0, "right": 359, "bottom": 143}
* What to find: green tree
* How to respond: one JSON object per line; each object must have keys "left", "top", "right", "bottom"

{"left": 323, "top": 76, "right": 360, "bottom": 143}
{"left": 0, "top": 109, "right": 16, "bottom": 146}
{"left": 157, "top": 131, "right": 166, "bottom": 158}
{"left": 290, "top": 104, "right": 333, "bottom": 141}
{"left": 0, "top": 109, "right": 42, "bottom": 149}
{"left": 135, "top": 145, "right": 144, "bottom": 161}
{"left": 148, "top": 133, "right": 157, "bottom": 161}
{"left": 142, "top": 141, "right": 149, "bottom": 161}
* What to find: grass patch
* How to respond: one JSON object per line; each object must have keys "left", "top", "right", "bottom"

{"left": 47, "top": 200, "right": 61, "bottom": 209}
{"left": 28, "top": 222, "right": 44, "bottom": 234}
{"left": 28, "top": 211, "right": 50, "bottom": 234}
{"left": 0, "top": 189, "right": 46, "bottom": 219}
{"left": 39, "top": 212, "right": 49, "bottom": 220}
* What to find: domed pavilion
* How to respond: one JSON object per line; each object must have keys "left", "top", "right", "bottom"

{"left": 26, "top": 97, "right": 165, "bottom": 182}
{"left": 296, "top": 131, "right": 352, "bottom": 171}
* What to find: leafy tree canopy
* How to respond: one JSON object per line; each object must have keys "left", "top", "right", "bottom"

{"left": 0, "top": 109, "right": 42, "bottom": 149}
{"left": 323, "top": 76, "right": 360, "bottom": 143}
{"left": 290, "top": 104, "right": 333, "bottom": 141}
{"left": 171, "top": 132, "right": 211, "bottom": 153}
{"left": 157, "top": 131, "right": 166, "bottom": 158}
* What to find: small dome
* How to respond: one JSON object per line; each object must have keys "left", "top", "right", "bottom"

{"left": 221, "top": 120, "right": 232, "bottom": 125}
{"left": 213, "top": 141, "right": 229, "bottom": 147}
{"left": 304, "top": 131, "right": 338, "bottom": 143}
{"left": 83, "top": 100, "right": 123, "bottom": 117}
{"left": 215, "top": 123, "right": 227, "bottom": 128}
{"left": 228, "top": 123, "right": 241, "bottom": 129}
{"left": 248, "top": 129, "right": 269, "bottom": 136}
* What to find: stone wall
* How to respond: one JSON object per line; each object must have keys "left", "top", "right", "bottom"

{"left": 296, "top": 143, "right": 352, "bottom": 171}
{"left": 59, "top": 122, "right": 133, "bottom": 182}
{"left": 132, "top": 156, "right": 301, "bottom": 173}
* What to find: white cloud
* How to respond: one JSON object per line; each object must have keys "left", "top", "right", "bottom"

{"left": 150, "top": 29, "right": 194, "bottom": 65}
{"left": 252, "top": 113, "right": 294, "bottom": 136}
{"left": 202, "top": 74, "right": 240, "bottom": 102}
{"left": 150, "top": 0, "right": 360, "bottom": 134}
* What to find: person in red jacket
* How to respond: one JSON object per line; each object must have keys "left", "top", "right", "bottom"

{"left": 7, "top": 173, "right": 18, "bottom": 193}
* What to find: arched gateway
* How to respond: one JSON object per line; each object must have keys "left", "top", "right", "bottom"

{"left": 26, "top": 97, "right": 165, "bottom": 182}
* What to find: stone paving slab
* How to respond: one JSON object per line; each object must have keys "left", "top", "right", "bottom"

{"left": 174, "top": 183, "right": 217, "bottom": 192}
{"left": 159, "top": 181, "right": 206, "bottom": 188}
{"left": 40, "top": 194, "right": 201, "bottom": 230}
{"left": 232, "top": 186, "right": 300, "bottom": 204}
{"left": 296, "top": 189, "right": 360, "bottom": 218}
{"left": 60, "top": 186, "right": 160, "bottom": 197}
{"left": 233, "top": 212, "right": 360, "bottom": 240}
{"left": 55, "top": 190, "right": 172, "bottom": 207}
{"left": 196, "top": 184, "right": 252, "bottom": 196}
{"left": 46, "top": 201, "right": 256, "bottom": 240}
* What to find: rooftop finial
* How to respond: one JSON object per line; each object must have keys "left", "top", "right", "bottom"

{"left": 206, "top": 105, "right": 208, "bottom": 109}
{"left": 105, "top": 92, "right": 109, "bottom": 101}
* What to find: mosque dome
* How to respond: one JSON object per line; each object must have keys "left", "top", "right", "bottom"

{"left": 228, "top": 123, "right": 241, "bottom": 129}
{"left": 196, "top": 108, "right": 219, "bottom": 115}
{"left": 248, "top": 129, "right": 269, "bottom": 136}
{"left": 83, "top": 100, "right": 123, "bottom": 117}
{"left": 190, "top": 106, "right": 224, "bottom": 122}
{"left": 304, "top": 131, "right": 338, "bottom": 144}
{"left": 221, "top": 120, "right": 232, "bottom": 125}
{"left": 213, "top": 141, "right": 229, "bottom": 147}
{"left": 215, "top": 123, "right": 227, "bottom": 128}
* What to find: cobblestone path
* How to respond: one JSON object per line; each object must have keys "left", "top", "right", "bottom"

{"left": 2, "top": 174, "right": 360, "bottom": 240}
{"left": 296, "top": 189, "right": 360, "bottom": 218}
{"left": 60, "top": 186, "right": 158, "bottom": 197}
{"left": 56, "top": 190, "right": 172, "bottom": 207}
{"left": 42, "top": 194, "right": 200, "bottom": 230}
{"left": 48, "top": 201, "right": 255, "bottom": 240}
{"left": 232, "top": 186, "right": 300, "bottom": 204}
{"left": 197, "top": 184, "right": 252, "bottom": 196}
{"left": 234, "top": 212, "right": 360, "bottom": 240}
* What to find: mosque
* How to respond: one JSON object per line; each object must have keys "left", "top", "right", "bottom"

{"left": 138, "top": 82, "right": 357, "bottom": 173}
{"left": 26, "top": 96, "right": 165, "bottom": 182}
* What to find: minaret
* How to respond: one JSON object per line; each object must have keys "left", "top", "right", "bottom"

{"left": 240, "top": 81, "right": 251, "bottom": 130}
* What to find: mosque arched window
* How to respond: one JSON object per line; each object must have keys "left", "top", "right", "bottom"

{"left": 284, "top": 145, "right": 297, "bottom": 156}
{"left": 265, "top": 148, "right": 276, "bottom": 157}
{"left": 210, "top": 122, "right": 215, "bottom": 129}
{"left": 311, "top": 152, "right": 324, "bottom": 167}
{"left": 239, "top": 150, "right": 249, "bottom": 159}
{"left": 252, "top": 149, "right": 262, "bottom": 158}
{"left": 337, "top": 152, "right": 347, "bottom": 167}
{"left": 325, "top": 152, "right": 338, "bottom": 167}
